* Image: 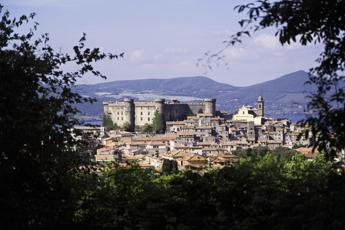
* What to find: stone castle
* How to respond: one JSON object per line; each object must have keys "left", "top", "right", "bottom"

{"left": 103, "top": 98, "right": 216, "bottom": 131}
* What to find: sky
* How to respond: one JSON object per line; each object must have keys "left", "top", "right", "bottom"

{"left": 4, "top": 0, "right": 322, "bottom": 86}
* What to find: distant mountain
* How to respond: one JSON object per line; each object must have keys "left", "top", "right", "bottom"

{"left": 221, "top": 70, "right": 313, "bottom": 104}
{"left": 75, "top": 76, "right": 238, "bottom": 98}
{"left": 75, "top": 70, "right": 314, "bottom": 120}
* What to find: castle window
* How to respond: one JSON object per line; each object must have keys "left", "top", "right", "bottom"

{"left": 148, "top": 112, "right": 150, "bottom": 115}
{"left": 141, "top": 117, "right": 143, "bottom": 121}
{"left": 121, "top": 117, "right": 123, "bottom": 120}
{"left": 148, "top": 118, "right": 150, "bottom": 121}
{"left": 117, "top": 112, "right": 119, "bottom": 115}
{"left": 121, "top": 111, "right": 123, "bottom": 115}
{"left": 141, "top": 112, "right": 143, "bottom": 115}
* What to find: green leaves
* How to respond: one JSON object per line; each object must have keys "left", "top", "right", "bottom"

{"left": 152, "top": 110, "right": 165, "bottom": 133}
{"left": 72, "top": 153, "right": 345, "bottom": 229}
{"left": 0, "top": 4, "right": 123, "bottom": 228}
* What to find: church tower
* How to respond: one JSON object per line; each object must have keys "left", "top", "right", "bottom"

{"left": 257, "top": 96, "right": 264, "bottom": 117}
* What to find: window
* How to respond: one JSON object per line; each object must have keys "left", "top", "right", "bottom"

{"left": 140, "top": 117, "right": 143, "bottom": 121}
{"left": 148, "top": 118, "right": 150, "bottom": 121}
{"left": 141, "top": 112, "right": 143, "bottom": 115}
{"left": 121, "top": 117, "right": 123, "bottom": 120}
{"left": 148, "top": 112, "right": 150, "bottom": 115}
{"left": 121, "top": 111, "right": 123, "bottom": 115}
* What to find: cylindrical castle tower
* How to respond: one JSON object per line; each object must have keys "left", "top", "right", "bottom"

{"left": 204, "top": 98, "right": 216, "bottom": 116}
{"left": 103, "top": 101, "right": 110, "bottom": 114}
{"left": 123, "top": 98, "right": 135, "bottom": 131}
{"left": 154, "top": 98, "right": 165, "bottom": 114}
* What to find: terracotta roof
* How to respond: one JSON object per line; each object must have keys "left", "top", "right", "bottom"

{"left": 188, "top": 155, "right": 207, "bottom": 162}
{"left": 295, "top": 147, "right": 318, "bottom": 158}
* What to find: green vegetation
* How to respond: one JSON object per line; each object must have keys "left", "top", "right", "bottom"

{"left": 0, "top": 5, "right": 121, "bottom": 228}
{"left": 161, "top": 159, "right": 178, "bottom": 174}
{"left": 102, "top": 114, "right": 118, "bottom": 130}
{"left": 152, "top": 110, "right": 165, "bottom": 133}
{"left": 70, "top": 153, "right": 345, "bottom": 229}
{"left": 234, "top": 146, "right": 298, "bottom": 160}
{"left": 122, "top": 122, "right": 131, "bottom": 132}
{"left": 140, "top": 123, "right": 154, "bottom": 133}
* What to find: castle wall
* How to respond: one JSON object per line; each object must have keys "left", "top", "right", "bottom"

{"left": 104, "top": 98, "right": 217, "bottom": 129}
{"left": 164, "top": 104, "right": 194, "bottom": 121}
{"left": 188, "top": 104, "right": 205, "bottom": 115}
{"left": 103, "top": 102, "right": 132, "bottom": 127}
{"left": 134, "top": 102, "right": 158, "bottom": 127}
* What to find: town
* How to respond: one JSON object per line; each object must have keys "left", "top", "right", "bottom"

{"left": 75, "top": 96, "right": 313, "bottom": 171}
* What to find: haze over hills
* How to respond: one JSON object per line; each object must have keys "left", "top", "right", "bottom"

{"left": 75, "top": 76, "right": 239, "bottom": 98}
{"left": 75, "top": 70, "right": 314, "bottom": 122}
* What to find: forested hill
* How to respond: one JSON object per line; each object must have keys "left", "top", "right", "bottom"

{"left": 75, "top": 76, "right": 239, "bottom": 98}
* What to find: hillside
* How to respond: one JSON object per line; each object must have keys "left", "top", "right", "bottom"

{"left": 75, "top": 76, "right": 238, "bottom": 98}
{"left": 220, "top": 70, "right": 314, "bottom": 105}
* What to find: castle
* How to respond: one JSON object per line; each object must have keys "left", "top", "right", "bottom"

{"left": 103, "top": 98, "right": 216, "bottom": 131}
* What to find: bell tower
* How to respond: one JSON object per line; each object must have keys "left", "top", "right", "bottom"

{"left": 257, "top": 96, "right": 264, "bottom": 117}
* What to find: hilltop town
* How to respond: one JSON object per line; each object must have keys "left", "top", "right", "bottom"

{"left": 74, "top": 96, "right": 312, "bottom": 171}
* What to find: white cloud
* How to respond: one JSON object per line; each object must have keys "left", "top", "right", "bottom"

{"left": 223, "top": 47, "right": 249, "bottom": 60}
{"left": 153, "top": 54, "right": 163, "bottom": 61}
{"left": 129, "top": 49, "right": 144, "bottom": 63}
{"left": 164, "top": 48, "right": 188, "bottom": 55}
{"left": 253, "top": 34, "right": 281, "bottom": 49}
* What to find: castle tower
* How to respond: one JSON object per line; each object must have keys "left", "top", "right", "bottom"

{"left": 204, "top": 98, "right": 216, "bottom": 116}
{"left": 257, "top": 96, "right": 264, "bottom": 117}
{"left": 123, "top": 98, "right": 135, "bottom": 131}
{"left": 154, "top": 98, "right": 165, "bottom": 113}
{"left": 103, "top": 101, "right": 110, "bottom": 114}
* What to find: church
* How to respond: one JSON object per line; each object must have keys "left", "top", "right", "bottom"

{"left": 232, "top": 96, "right": 265, "bottom": 125}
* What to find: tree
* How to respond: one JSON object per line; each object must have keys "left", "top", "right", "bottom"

{"left": 0, "top": 5, "right": 122, "bottom": 228}
{"left": 103, "top": 114, "right": 118, "bottom": 130}
{"left": 152, "top": 110, "right": 165, "bottom": 133}
{"left": 141, "top": 123, "right": 154, "bottom": 133}
{"left": 122, "top": 122, "right": 131, "bottom": 132}
{"left": 201, "top": 0, "right": 345, "bottom": 161}
{"left": 161, "top": 159, "right": 178, "bottom": 174}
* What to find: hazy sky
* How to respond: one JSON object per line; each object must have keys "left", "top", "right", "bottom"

{"left": 4, "top": 0, "right": 322, "bottom": 86}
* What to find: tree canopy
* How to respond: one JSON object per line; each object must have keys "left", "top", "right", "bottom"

{"left": 103, "top": 114, "right": 118, "bottom": 130}
{"left": 152, "top": 110, "right": 165, "bottom": 133}
{"left": 0, "top": 5, "right": 122, "bottom": 228}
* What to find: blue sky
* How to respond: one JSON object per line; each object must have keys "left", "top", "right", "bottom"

{"left": 4, "top": 0, "right": 322, "bottom": 86}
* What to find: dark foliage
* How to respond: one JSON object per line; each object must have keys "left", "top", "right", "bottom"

{"left": 73, "top": 154, "right": 345, "bottom": 229}
{"left": 0, "top": 6, "right": 121, "bottom": 229}
{"left": 152, "top": 110, "right": 165, "bottom": 133}
{"left": 103, "top": 114, "right": 118, "bottom": 130}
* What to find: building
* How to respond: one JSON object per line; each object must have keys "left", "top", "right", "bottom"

{"left": 103, "top": 98, "right": 217, "bottom": 131}
{"left": 232, "top": 96, "right": 265, "bottom": 125}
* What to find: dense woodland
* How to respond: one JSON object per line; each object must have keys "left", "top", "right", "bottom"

{"left": 1, "top": 0, "right": 345, "bottom": 229}
{"left": 70, "top": 153, "right": 345, "bottom": 229}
